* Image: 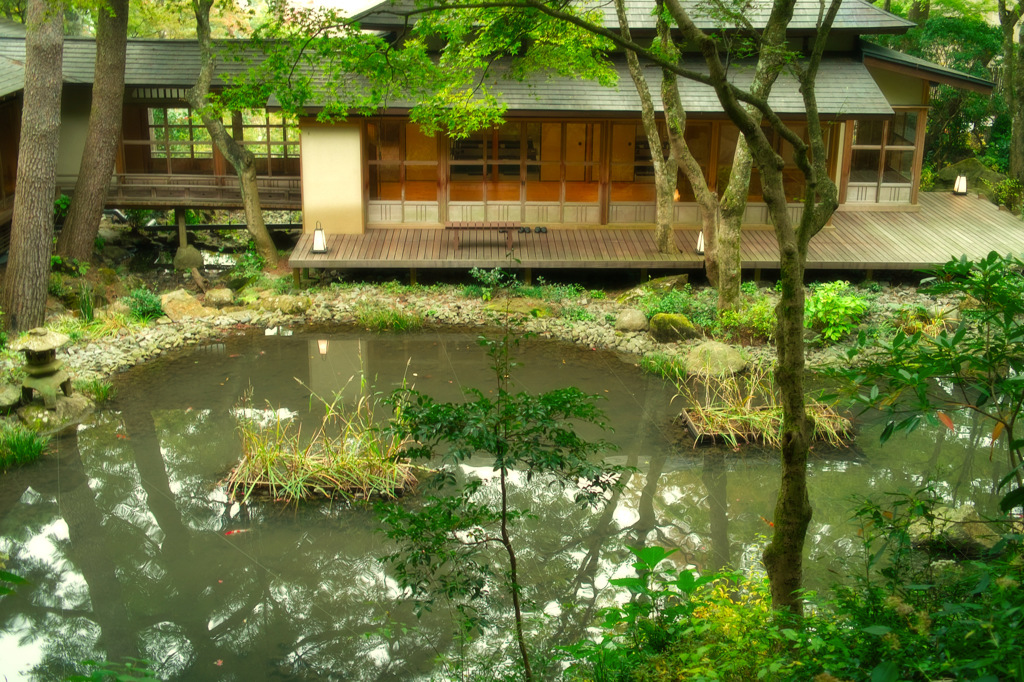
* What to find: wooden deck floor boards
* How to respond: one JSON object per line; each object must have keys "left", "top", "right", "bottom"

{"left": 289, "top": 193, "right": 1024, "bottom": 273}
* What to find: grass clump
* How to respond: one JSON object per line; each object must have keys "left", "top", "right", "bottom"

{"left": 675, "top": 362, "right": 851, "bottom": 448}
{"left": 354, "top": 302, "right": 423, "bottom": 332}
{"left": 125, "top": 287, "right": 164, "bottom": 322}
{"left": 74, "top": 378, "right": 116, "bottom": 403}
{"left": 50, "top": 311, "right": 135, "bottom": 342}
{"left": 228, "top": 386, "right": 417, "bottom": 504}
{"left": 0, "top": 422, "right": 50, "bottom": 471}
{"left": 637, "top": 284, "right": 718, "bottom": 328}
{"left": 639, "top": 352, "right": 687, "bottom": 381}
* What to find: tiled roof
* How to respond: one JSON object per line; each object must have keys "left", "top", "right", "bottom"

{"left": 355, "top": 0, "right": 915, "bottom": 35}
{"left": 0, "top": 18, "right": 25, "bottom": 38}
{"left": 316, "top": 56, "right": 893, "bottom": 116}
{"left": 860, "top": 40, "right": 994, "bottom": 93}
{"left": 0, "top": 54, "right": 23, "bottom": 98}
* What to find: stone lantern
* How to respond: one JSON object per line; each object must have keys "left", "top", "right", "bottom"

{"left": 11, "top": 328, "right": 73, "bottom": 409}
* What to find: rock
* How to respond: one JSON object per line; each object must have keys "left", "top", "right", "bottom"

{"left": 483, "top": 297, "right": 559, "bottom": 317}
{"left": 0, "top": 384, "right": 21, "bottom": 413}
{"left": 908, "top": 504, "right": 998, "bottom": 556}
{"left": 173, "top": 244, "right": 205, "bottom": 271}
{"left": 934, "top": 158, "right": 1006, "bottom": 201}
{"left": 618, "top": 274, "right": 690, "bottom": 304}
{"left": 18, "top": 393, "right": 94, "bottom": 435}
{"left": 649, "top": 313, "right": 700, "bottom": 342}
{"left": 680, "top": 341, "right": 747, "bottom": 376}
{"left": 258, "top": 294, "right": 310, "bottom": 315}
{"left": 160, "top": 289, "right": 217, "bottom": 321}
{"left": 206, "top": 288, "right": 234, "bottom": 308}
{"left": 615, "top": 308, "right": 648, "bottom": 332}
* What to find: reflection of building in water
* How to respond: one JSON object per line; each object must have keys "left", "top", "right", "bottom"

{"left": 308, "top": 338, "right": 365, "bottom": 403}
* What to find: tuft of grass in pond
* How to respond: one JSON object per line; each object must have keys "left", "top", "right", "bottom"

{"left": 0, "top": 422, "right": 50, "bottom": 471}
{"left": 675, "top": 362, "right": 852, "bottom": 448}
{"left": 354, "top": 302, "right": 423, "bottom": 332}
{"left": 74, "top": 378, "right": 116, "bottom": 403}
{"left": 228, "top": 385, "right": 417, "bottom": 504}
{"left": 640, "top": 352, "right": 688, "bottom": 382}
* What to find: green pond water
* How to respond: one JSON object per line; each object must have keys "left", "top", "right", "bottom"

{"left": 0, "top": 330, "right": 1008, "bottom": 680}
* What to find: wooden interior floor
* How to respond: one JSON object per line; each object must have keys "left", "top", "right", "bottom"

{"left": 289, "top": 193, "right": 1024, "bottom": 274}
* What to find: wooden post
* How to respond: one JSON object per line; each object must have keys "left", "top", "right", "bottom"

{"left": 753, "top": 268, "right": 762, "bottom": 282}
{"left": 175, "top": 208, "right": 187, "bottom": 248}
{"left": 865, "top": 269, "right": 874, "bottom": 282}
{"left": 409, "top": 268, "right": 418, "bottom": 285}
{"left": 293, "top": 268, "right": 301, "bottom": 288}
{"left": 523, "top": 267, "right": 532, "bottom": 286}
{"left": 639, "top": 267, "right": 648, "bottom": 283}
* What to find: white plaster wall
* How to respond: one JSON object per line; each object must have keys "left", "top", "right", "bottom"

{"left": 300, "top": 123, "right": 363, "bottom": 234}
{"left": 867, "top": 67, "right": 926, "bottom": 106}
{"left": 56, "top": 86, "right": 92, "bottom": 181}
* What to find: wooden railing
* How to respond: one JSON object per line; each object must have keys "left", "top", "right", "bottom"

{"left": 104, "top": 173, "right": 302, "bottom": 209}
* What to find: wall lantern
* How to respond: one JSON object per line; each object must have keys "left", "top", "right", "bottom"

{"left": 317, "top": 339, "right": 329, "bottom": 357}
{"left": 695, "top": 231, "right": 705, "bottom": 255}
{"left": 312, "top": 221, "right": 328, "bottom": 254}
{"left": 953, "top": 175, "right": 968, "bottom": 195}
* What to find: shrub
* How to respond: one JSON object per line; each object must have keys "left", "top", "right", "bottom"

{"left": 125, "top": 287, "right": 164, "bottom": 322}
{"left": 0, "top": 422, "right": 49, "bottom": 471}
{"left": 717, "top": 296, "right": 776, "bottom": 343}
{"left": 468, "top": 266, "right": 517, "bottom": 300}
{"left": 805, "top": 280, "right": 870, "bottom": 344}
{"left": 638, "top": 285, "right": 717, "bottom": 328}
{"left": 986, "top": 177, "right": 1024, "bottom": 213}
{"left": 233, "top": 241, "right": 267, "bottom": 280}
{"left": 353, "top": 302, "right": 423, "bottom": 332}
{"left": 561, "top": 303, "right": 595, "bottom": 322}
{"left": 53, "top": 194, "right": 71, "bottom": 224}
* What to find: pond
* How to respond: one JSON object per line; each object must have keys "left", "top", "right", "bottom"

{"left": 0, "top": 329, "right": 1009, "bottom": 680}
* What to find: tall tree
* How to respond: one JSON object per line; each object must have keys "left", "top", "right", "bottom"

{"left": 997, "top": 0, "right": 1024, "bottom": 184}
{"left": 55, "top": 0, "right": 129, "bottom": 264}
{"left": 2, "top": 0, "right": 63, "bottom": 332}
{"left": 188, "top": 0, "right": 278, "bottom": 268}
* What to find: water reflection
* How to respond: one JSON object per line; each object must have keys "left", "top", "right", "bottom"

{"left": 0, "top": 330, "right": 1010, "bottom": 680}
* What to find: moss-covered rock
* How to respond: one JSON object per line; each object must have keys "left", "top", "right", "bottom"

{"left": 649, "top": 313, "right": 700, "bottom": 342}
{"left": 681, "top": 341, "right": 747, "bottom": 377}
{"left": 617, "top": 274, "right": 690, "bottom": 305}
{"left": 934, "top": 158, "right": 1006, "bottom": 202}
{"left": 483, "top": 297, "right": 559, "bottom": 317}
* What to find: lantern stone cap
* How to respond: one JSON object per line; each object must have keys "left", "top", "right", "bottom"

{"left": 11, "top": 328, "right": 70, "bottom": 353}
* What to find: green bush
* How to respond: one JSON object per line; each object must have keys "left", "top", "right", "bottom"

{"left": 233, "top": 241, "right": 267, "bottom": 280}
{"left": 805, "top": 280, "right": 869, "bottom": 344}
{"left": 125, "top": 287, "right": 164, "bottom": 322}
{"left": 0, "top": 422, "right": 49, "bottom": 471}
{"left": 986, "top": 177, "right": 1024, "bottom": 213}
{"left": 561, "top": 303, "right": 596, "bottom": 322}
{"left": 638, "top": 285, "right": 717, "bottom": 328}
{"left": 53, "top": 194, "right": 71, "bottom": 224}
{"left": 718, "top": 296, "right": 776, "bottom": 342}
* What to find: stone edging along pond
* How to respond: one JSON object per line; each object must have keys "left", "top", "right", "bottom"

{"left": 48, "top": 279, "right": 949, "bottom": 386}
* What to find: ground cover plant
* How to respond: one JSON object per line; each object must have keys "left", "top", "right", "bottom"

{"left": 805, "top": 280, "right": 871, "bottom": 345}
{"left": 564, "top": 489, "right": 1023, "bottom": 682}
{"left": 353, "top": 301, "right": 424, "bottom": 332}
{"left": 228, "top": 384, "right": 416, "bottom": 503}
{"left": 124, "top": 286, "right": 164, "bottom": 322}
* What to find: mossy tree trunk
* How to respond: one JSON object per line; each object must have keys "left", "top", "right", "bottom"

{"left": 56, "top": 0, "right": 129, "bottom": 263}
{"left": 188, "top": 0, "right": 278, "bottom": 269}
{"left": 2, "top": 0, "right": 63, "bottom": 332}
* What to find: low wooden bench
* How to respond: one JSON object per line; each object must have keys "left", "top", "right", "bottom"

{"left": 445, "top": 221, "right": 521, "bottom": 250}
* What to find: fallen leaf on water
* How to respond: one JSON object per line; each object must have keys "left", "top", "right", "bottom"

{"left": 214, "top": 660, "right": 223, "bottom": 666}
{"left": 224, "top": 529, "right": 251, "bottom": 536}
{"left": 937, "top": 412, "right": 955, "bottom": 431}
{"left": 229, "top": 353, "right": 241, "bottom": 358}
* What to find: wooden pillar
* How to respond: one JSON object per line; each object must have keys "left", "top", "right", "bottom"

{"left": 865, "top": 269, "right": 874, "bottom": 282}
{"left": 175, "top": 208, "right": 187, "bottom": 248}
{"left": 753, "top": 268, "right": 762, "bottom": 282}
{"left": 293, "top": 268, "right": 301, "bottom": 288}
{"left": 522, "top": 267, "right": 532, "bottom": 286}
{"left": 409, "top": 268, "right": 418, "bottom": 285}
{"left": 639, "top": 267, "right": 648, "bottom": 283}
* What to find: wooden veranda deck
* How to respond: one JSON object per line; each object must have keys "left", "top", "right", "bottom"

{"left": 289, "top": 193, "right": 1024, "bottom": 275}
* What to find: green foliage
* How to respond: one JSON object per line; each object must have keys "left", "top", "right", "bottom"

{"left": 637, "top": 284, "right": 717, "bottom": 328}
{"left": 0, "top": 306, "right": 6, "bottom": 349}
{"left": 232, "top": 241, "right": 267, "bottom": 280}
{"left": 841, "top": 252, "right": 1024, "bottom": 514}
{"left": 984, "top": 177, "right": 1023, "bottom": 213}
{"left": 48, "top": 272, "right": 71, "bottom": 298}
{"left": 717, "top": 296, "right": 777, "bottom": 343}
{"left": 561, "top": 303, "right": 596, "bottom": 323}
{"left": 353, "top": 302, "right": 423, "bottom": 332}
{"left": 124, "top": 208, "right": 162, "bottom": 229}
{"left": 74, "top": 378, "right": 116, "bottom": 403}
{"left": 469, "top": 266, "right": 517, "bottom": 300}
{"left": 78, "top": 283, "right": 95, "bottom": 322}
{"left": 822, "top": 489, "right": 1024, "bottom": 682}
{"left": 0, "top": 551, "right": 28, "bottom": 597}
{"left": 53, "top": 193, "right": 71, "bottom": 224}
{"left": 0, "top": 422, "right": 49, "bottom": 471}
{"left": 380, "top": 331, "right": 622, "bottom": 679}
{"left": 805, "top": 280, "right": 870, "bottom": 344}
{"left": 919, "top": 163, "right": 936, "bottom": 191}
{"left": 124, "top": 287, "right": 164, "bottom": 322}
{"left": 66, "top": 657, "right": 160, "bottom": 681}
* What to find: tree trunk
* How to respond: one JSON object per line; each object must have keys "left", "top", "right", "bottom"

{"left": 1002, "top": 2, "right": 1024, "bottom": 184}
{"left": 614, "top": 0, "right": 678, "bottom": 255}
{"left": 908, "top": 0, "right": 930, "bottom": 22}
{"left": 1, "top": 0, "right": 63, "bottom": 332}
{"left": 55, "top": 0, "right": 129, "bottom": 263}
{"left": 188, "top": 0, "right": 278, "bottom": 268}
